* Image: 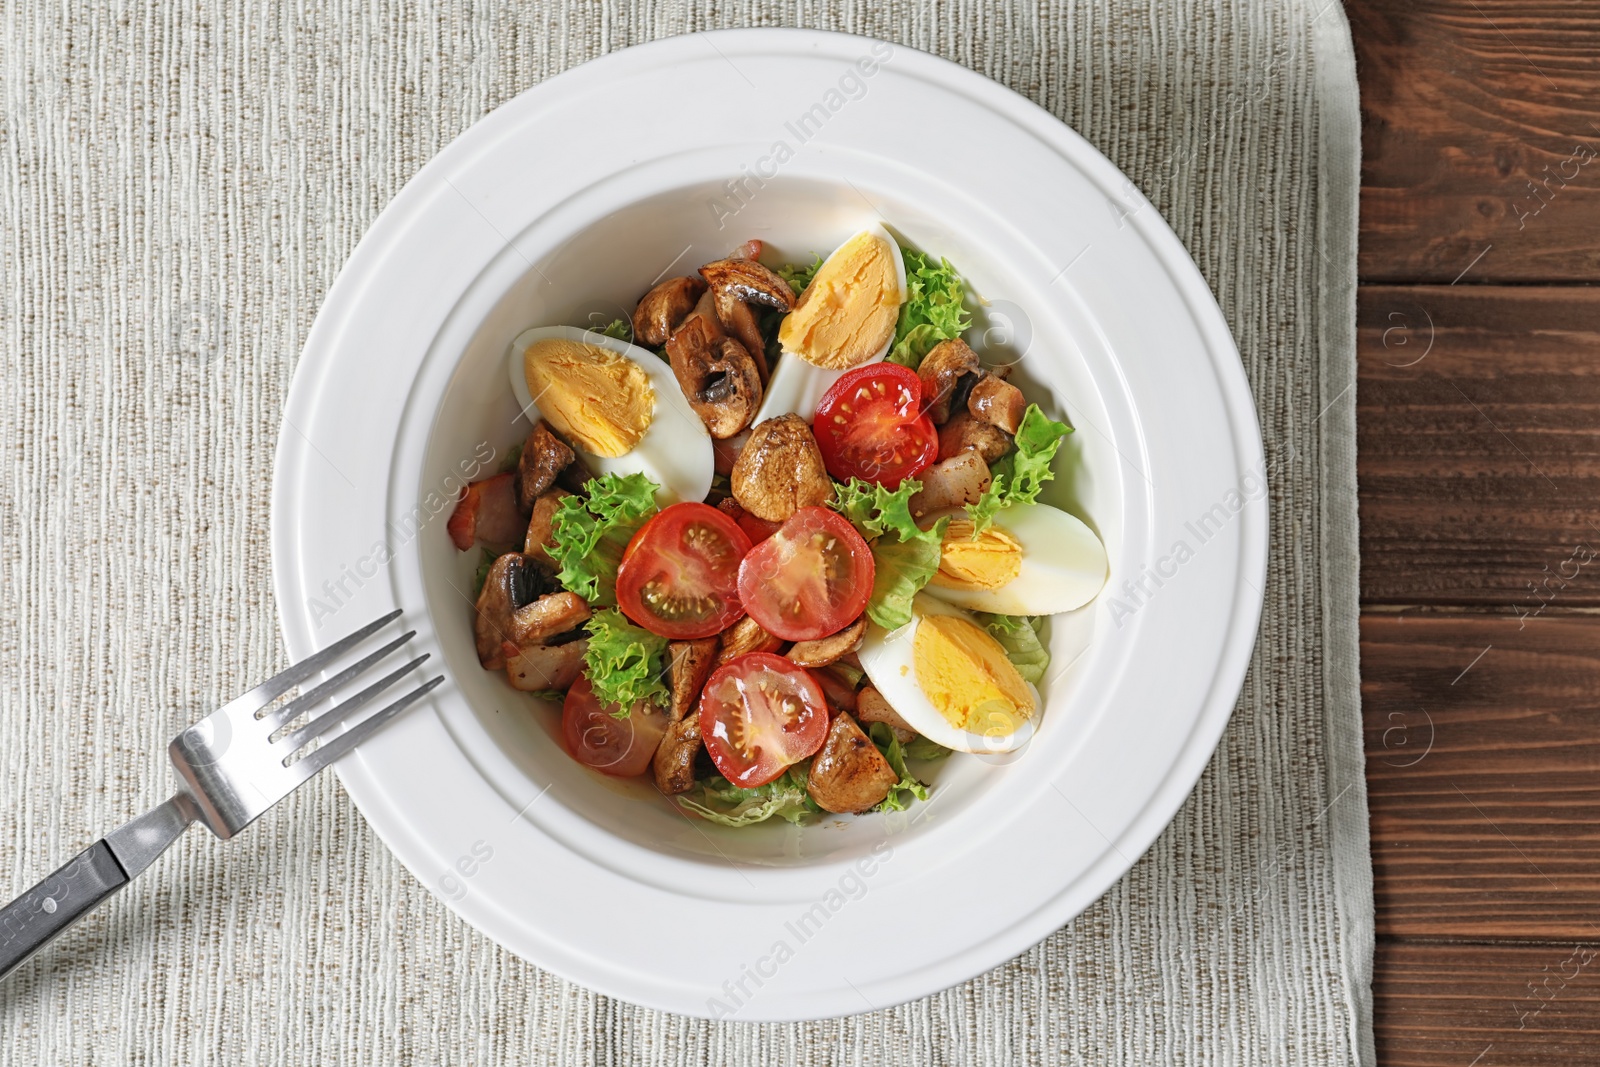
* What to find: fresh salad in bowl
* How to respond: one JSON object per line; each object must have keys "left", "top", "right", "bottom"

{"left": 446, "top": 225, "right": 1108, "bottom": 826}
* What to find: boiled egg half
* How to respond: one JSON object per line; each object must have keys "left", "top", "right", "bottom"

{"left": 755, "top": 223, "right": 908, "bottom": 421}
{"left": 508, "top": 325, "right": 714, "bottom": 505}
{"left": 858, "top": 595, "right": 1040, "bottom": 754}
{"left": 921, "top": 503, "right": 1107, "bottom": 616}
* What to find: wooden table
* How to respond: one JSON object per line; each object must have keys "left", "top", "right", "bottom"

{"left": 1351, "top": 1, "right": 1600, "bottom": 1061}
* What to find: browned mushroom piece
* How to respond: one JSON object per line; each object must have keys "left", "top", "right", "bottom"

{"left": 515, "top": 421, "right": 576, "bottom": 509}
{"left": 699, "top": 258, "right": 795, "bottom": 384}
{"left": 908, "top": 451, "right": 993, "bottom": 518}
{"left": 664, "top": 315, "right": 763, "bottom": 439}
{"left": 523, "top": 487, "right": 571, "bottom": 567}
{"left": 806, "top": 713, "right": 900, "bottom": 814}
{"left": 631, "top": 276, "right": 708, "bottom": 347}
{"left": 856, "top": 686, "right": 917, "bottom": 745}
{"left": 666, "top": 636, "right": 720, "bottom": 721}
{"left": 505, "top": 637, "right": 588, "bottom": 693}
{"left": 474, "top": 553, "right": 543, "bottom": 669}
{"left": 730, "top": 414, "right": 833, "bottom": 522}
{"left": 716, "top": 615, "right": 783, "bottom": 665}
{"left": 509, "top": 590, "right": 591, "bottom": 646}
{"left": 917, "top": 338, "right": 983, "bottom": 424}
{"left": 967, "top": 374, "right": 1029, "bottom": 435}
{"left": 786, "top": 616, "right": 867, "bottom": 668}
{"left": 936, "top": 412, "right": 1013, "bottom": 465}
{"left": 652, "top": 710, "right": 703, "bottom": 795}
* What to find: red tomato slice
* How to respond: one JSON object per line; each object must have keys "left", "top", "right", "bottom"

{"left": 736, "top": 507, "right": 874, "bottom": 641}
{"left": 615, "top": 502, "right": 752, "bottom": 640}
{"left": 698, "top": 653, "right": 830, "bottom": 787}
{"left": 812, "top": 363, "right": 939, "bottom": 488}
{"left": 562, "top": 676, "right": 668, "bottom": 778}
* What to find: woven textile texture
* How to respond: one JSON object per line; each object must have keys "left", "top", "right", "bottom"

{"left": 0, "top": 2, "right": 1368, "bottom": 1063}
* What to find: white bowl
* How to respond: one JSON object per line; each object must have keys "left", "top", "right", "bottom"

{"left": 271, "top": 29, "right": 1265, "bottom": 1020}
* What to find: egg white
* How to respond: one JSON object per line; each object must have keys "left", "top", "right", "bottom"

{"left": 921, "top": 502, "right": 1108, "bottom": 616}
{"left": 754, "top": 223, "right": 909, "bottom": 422}
{"left": 507, "top": 324, "right": 714, "bottom": 506}
{"left": 857, "top": 595, "right": 1040, "bottom": 754}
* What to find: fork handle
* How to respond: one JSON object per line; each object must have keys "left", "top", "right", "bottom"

{"left": 0, "top": 842, "right": 128, "bottom": 980}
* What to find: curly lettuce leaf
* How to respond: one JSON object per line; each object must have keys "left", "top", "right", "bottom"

{"left": 583, "top": 608, "right": 669, "bottom": 715}
{"left": 903, "top": 735, "right": 954, "bottom": 762}
{"left": 777, "top": 256, "right": 823, "bottom": 295}
{"left": 549, "top": 472, "right": 659, "bottom": 606}
{"left": 974, "top": 613, "right": 1050, "bottom": 685}
{"left": 830, "top": 479, "right": 948, "bottom": 630}
{"left": 866, "top": 722, "right": 932, "bottom": 812}
{"left": 585, "top": 317, "right": 632, "bottom": 342}
{"left": 677, "top": 765, "right": 820, "bottom": 827}
{"left": 887, "top": 250, "right": 972, "bottom": 369}
{"left": 967, "top": 404, "right": 1073, "bottom": 533}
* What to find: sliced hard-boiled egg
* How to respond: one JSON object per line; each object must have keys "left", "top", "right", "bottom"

{"left": 858, "top": 595, "right": 1040, "bottom": 754}
{"left": 755, "top": 223, "right": 908, "bottom": 422}
{"left": 921, "top": 502, "right": 1107, "bottom": 616}
{"left": 508, "top": 325, "right": 713, "bottom": 505}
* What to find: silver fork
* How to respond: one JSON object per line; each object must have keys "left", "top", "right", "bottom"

{"left": 0, "top": 610, "right": 442, "bottom": 981}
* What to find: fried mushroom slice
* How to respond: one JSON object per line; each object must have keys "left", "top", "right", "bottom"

{"left": 515, "top": 421, "right": 576, "bottom": 510}
{"left": 908, "top": 451, "right": 992, "bottom": 518}
{"left": 474, "top": 552, "right": 542, "bottom": 669}
{"left": 665, "top": 315, "right": 762, "bottom": 439}
{"left": 667, "top": 636, "right": 720, "bottom": 721}
{"left": 730, "top": 414, "right": 833, "bottom": 522}
{"left": 505, "top": 637, "right": 588, "bottom": 693}
{"left": 967, "top": 373, "right": 1028, "bottom": 435}
{"left": 523, "top": 487, "right": 571, "bottom": 567}
{"left": 509, "top": 590, "right": 591, "bottom": 646}
{"left": 806, "top": 713, "right": 899, "bottom": 814}
{"left": 917, "top": 338, "right": 983, "bottom": 424}
{"left": 936, "top": 412, "right": 1013, "bottom": 465}
{"left": 786, "top": 615, "right": 867, "bottom": 668}
{"left": 652, "top": 710, "right": 703, "bottom": 796}
{"left": 700, "top": 258, "right": 795, "bottom": 383}
{"left": 632, "top": 275, "right": 707, "bottom": 347}
{"left": 856, "top": 685, "right": 917, "bottom": 745}
{"left": 716, "top": 615, "right": 783, "bottom": 665}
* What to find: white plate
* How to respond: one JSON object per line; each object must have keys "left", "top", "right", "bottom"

{"left": 271, "top": 29, "right": 1266, "bottom": 1021}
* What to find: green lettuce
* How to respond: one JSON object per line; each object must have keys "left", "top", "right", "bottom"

{"left": 866, "top": 722, "right": 931, "bottom": 812}
{"left": 974, "top": 613, "right": 1050, "bottom": 684}
{"left": 471, "top": 548, "right": 498, "bottom": 599}
{"left": 887, "top": 250, "right": 972, "bottom": 369}
{"left": 831, "top": 478, "right": 947, "bottom": 630}
{"left": 586, "top": 317, "right": 632, "bottom": 341}
{"left": 903, "top": 735, "right": 954, "bottom": 762}
{"left": 497, "top": 441, "right": 524, "bottom": 474}
{"left": 777, "top": 256, "right": 823, "bottom": 295}
{"left": 549, "top": 472, "right": 659, "bottom": 606}
{"left": 967, "top": 404, "right": 1073, "bottom": 533}
{"left": 677, "top": 765, "right": 820, "bottom": 827}
{"left": 583, "top": 608, "right": 669, "bottom": 715}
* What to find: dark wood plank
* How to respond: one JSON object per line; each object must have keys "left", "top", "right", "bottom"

{"left": 1363, "top": 612, "right": 1600, "bottom": 940}
{"left": 1375, "top": 940, "right": 1600, "bottom": 1067}
{"left": 1358, "top": 285, "right": 1600, "bottom": 607}
{"left": 1351, "top": 0, "right": 1600, "bottom": 283}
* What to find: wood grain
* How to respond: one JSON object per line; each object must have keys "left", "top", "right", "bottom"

{"left": 1375, "top": 940, "right": 1600, "bottom": 1066}
{"left": 1363, "top": 612, "right": 1600, "bottom": 940}
{"left": 1358, "top": 285, "right": 1600, "bottom": 607}
{"left": 1351, "top": 0, "right": 1600, "bottom": 283}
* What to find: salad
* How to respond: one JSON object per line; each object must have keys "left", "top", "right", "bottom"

{"left": 448, "top": 225, "right": 1108, "bottom": 826}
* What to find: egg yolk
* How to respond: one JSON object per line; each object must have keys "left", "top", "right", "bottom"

{"left": 930, "top": 518, "right": 1023, "bottom": 591}
{"left": 523, "top": 337, "right": 653, "bottom": 457}
{"left": 912, "top": 613, "right": 1036, "bottom": 734}
{"left": 777, "top": 230, "right": 901, "bottom": 370}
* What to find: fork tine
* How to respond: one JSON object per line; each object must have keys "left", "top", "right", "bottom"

{"left": 291, "top": 675, "right": 445, "bottom": 777}
{"left": 276, "top": 654, "right": 429, "bottom": 754}
{"left": 220, "top": 609, "right": 403, "bottom": 720}
{"left": 258, "top": 630, "right": 416, "bottom": 733}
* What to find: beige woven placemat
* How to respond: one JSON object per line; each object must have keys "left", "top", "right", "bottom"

{"left": 0, "top": 2, "right": 1368, "bottom": 1063}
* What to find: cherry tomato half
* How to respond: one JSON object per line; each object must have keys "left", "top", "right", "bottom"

{"left": 736, "top": 506, "right": 874, "bottom": 641}
{"left": 698, "top": 653, "right": 830, "bottom": 788}
{"left": 616, "top": 502, "right": 753, "bottom": 640}
{"left": 562, "top": 676, "right": 669, "bottom": 778}
{"left": 812, "top": 363, "right": 939, "bottom": 488}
